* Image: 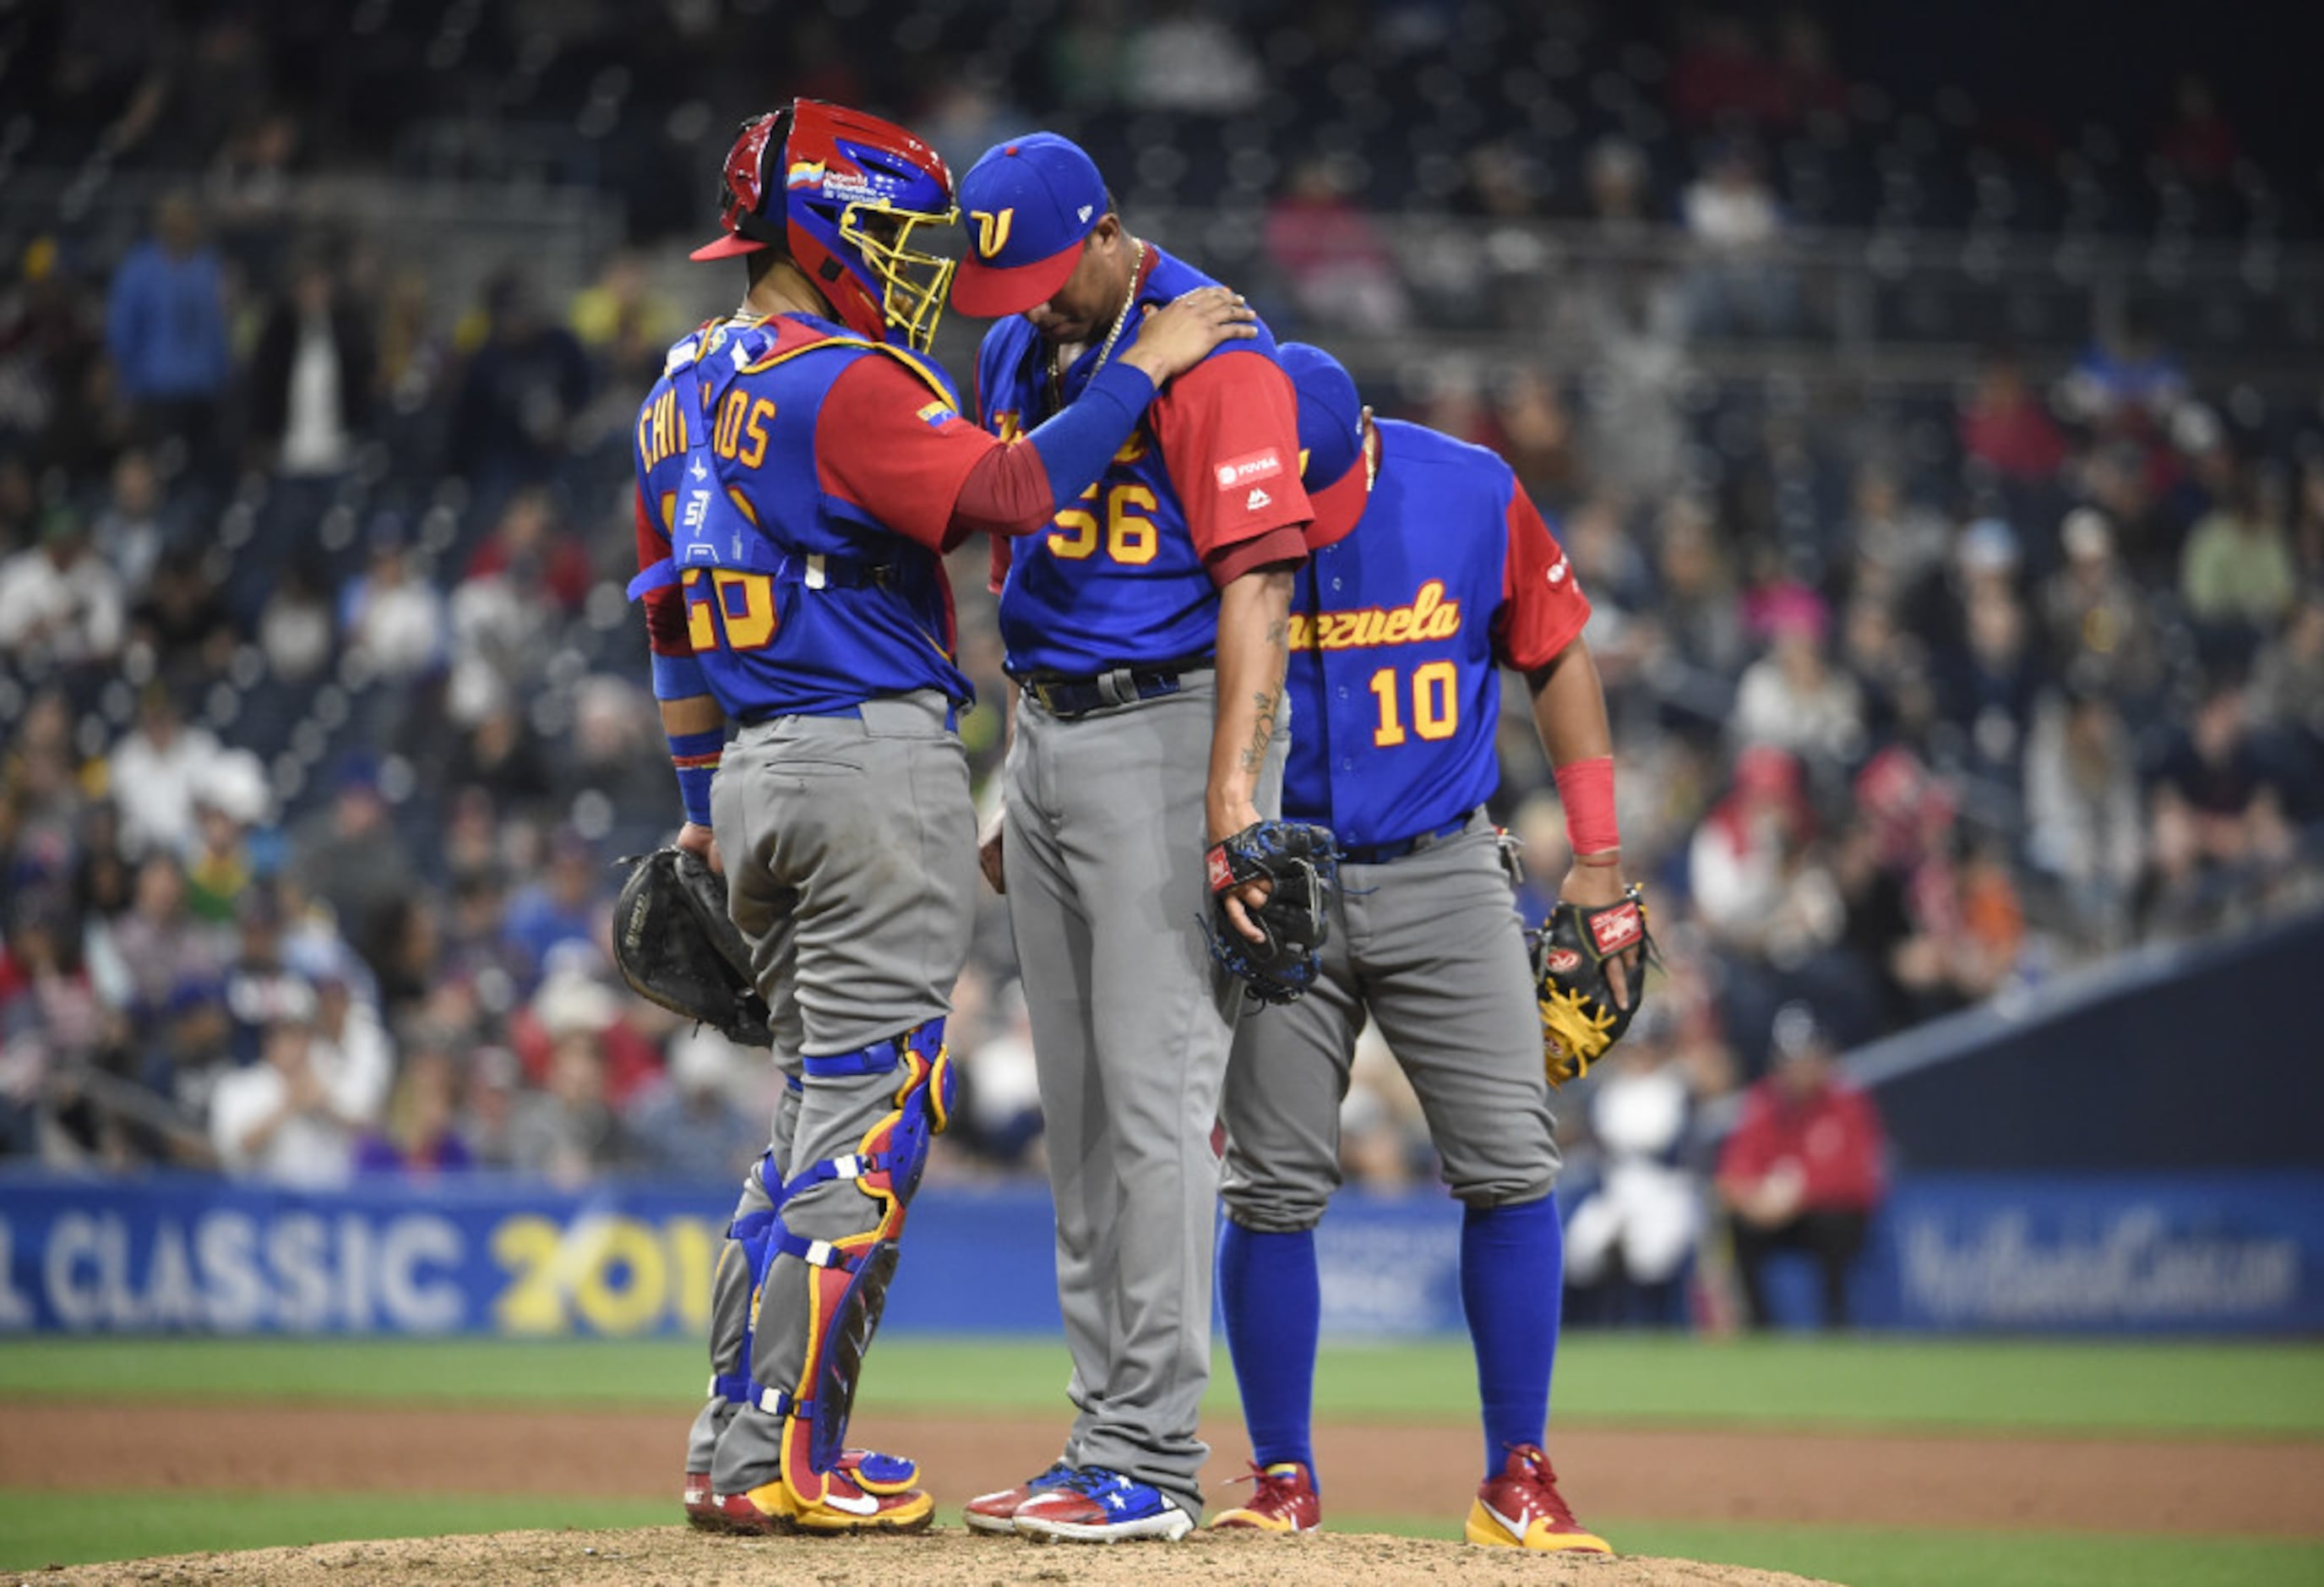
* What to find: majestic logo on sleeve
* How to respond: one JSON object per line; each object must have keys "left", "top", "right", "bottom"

{"left": 1288, "top": 579, "right": 1464, "bottom": 652}
{"left": 970, "top": 208, "right": 1015, "bottom": 259}
{"left": 1548, "top": 554, "right": 1570, "bottom": 586}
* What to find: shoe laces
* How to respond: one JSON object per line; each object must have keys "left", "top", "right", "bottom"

{"left": 1055, "top": 1464, "right": 1129, "bottom": 1497}
{"left": 1503, "top": 1443, "right": 1579, "bottom": 1526}
{"left": 1230, "top": 1461, "right": 1309, "bottom": 1503}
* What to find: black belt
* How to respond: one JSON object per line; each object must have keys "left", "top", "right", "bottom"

{"left": 1338, "top": 810, "right": 1479, "bottom": 866}
{"left": 1018, "top": 661, "right": 1211, "bottom": 719}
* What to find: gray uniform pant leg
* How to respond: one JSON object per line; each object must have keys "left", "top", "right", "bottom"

{"left": 1223, "top": 823, "right": 1558, "bottom": 1233}
{"left": 686, "top": 1080, "right": 802, "bottom": 1475}
{"left": 705, "top": 690, "right": 975, "bottom": 1495}
{"left": 1005, "top": 679, "right": 1266, "bottom": 1517}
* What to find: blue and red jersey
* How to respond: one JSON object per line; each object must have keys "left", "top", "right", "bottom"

{"left": 1282, "top": 419, "right": 1591, "bottom": 848}
{"left": 975, "top": 247, "right": 1310, "bottom": 675}
{"left": 630, "top": 312, "right": 1005, "bottom": 719}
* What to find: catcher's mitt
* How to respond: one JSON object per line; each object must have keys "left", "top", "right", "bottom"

{"left": 1204, "top": 821, "right": 1338, "bottom": 1006}
{"left": 612, "top": 848, "right": 773, "bottom": 1047}
{"left": 1531, "top": 884, "right": 1653, "bottom": 1085}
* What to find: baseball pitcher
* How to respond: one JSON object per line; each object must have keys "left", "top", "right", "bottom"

{"left": 950, "top": 134, "right": 1321, "bottom": 1541}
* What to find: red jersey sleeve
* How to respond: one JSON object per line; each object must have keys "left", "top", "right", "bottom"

{"left": 815, "top": 356, "right": 999, "bottom": 554}
{"left": 1151, "top": 349, "right": 1311, "bottom": 587}
{"left": 1494, "top": 480, "right": 1592, "bottom": 671}
{"left": 633, "top": 483, "right": 692, "bottom": 659}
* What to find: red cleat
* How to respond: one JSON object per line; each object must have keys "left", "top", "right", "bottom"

{"left": 1464, "top": 1444, "right": 1611, "bottom": 1554}
{"left": 682, "top": 1470, "right": 721, "bottom": 1530}
{"left": 963, "top": 1459, "right": 1074, "bottom": 1535}
{"left": 1209, "top": 1461, "right": 1320, "bottom": 1532}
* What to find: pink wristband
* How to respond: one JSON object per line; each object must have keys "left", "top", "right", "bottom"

{"left": 1554, "top": 755, "right": 1619, "bottom": 859}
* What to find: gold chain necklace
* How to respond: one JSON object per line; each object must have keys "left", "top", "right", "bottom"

{"left": 1053, "top": 238, "right": 1146, "bottom": 393}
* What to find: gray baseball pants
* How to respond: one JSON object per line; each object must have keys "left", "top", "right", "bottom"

{"left": 1003, "top": 674, "right": 1282, "bottom": 1519}
{"left": 688, "top": 690, "right": 976, "bottom": 1497}
{"left": 1221, "top": 815, "right": 1559, "bottom": 1234}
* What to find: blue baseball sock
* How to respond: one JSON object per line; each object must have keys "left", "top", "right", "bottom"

{"left": 1461, "top": 1193, "right": 1564, "bottom": 1482}
{"left": 1217, "top": 1219, "right": 1319, "bottom": 1484}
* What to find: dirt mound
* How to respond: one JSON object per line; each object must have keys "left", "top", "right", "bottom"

{"left": 28, "top": 1525, "right": 1845, "bottom": 1587}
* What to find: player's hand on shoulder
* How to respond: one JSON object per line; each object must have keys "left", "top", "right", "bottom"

{"left": 1120, "top": 286, "right": 1257, "bottom": 385}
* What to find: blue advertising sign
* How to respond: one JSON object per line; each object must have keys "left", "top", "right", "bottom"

{"left": 1, "top": 1168, "right": 2316, "bottom": 1337}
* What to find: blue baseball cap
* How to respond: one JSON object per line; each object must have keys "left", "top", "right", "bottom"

{"left": 950, "top": 133, "right": 1109, "bottom": 318}
{"left": 1280, "top": 342, "right": 1372, "bottom": 545}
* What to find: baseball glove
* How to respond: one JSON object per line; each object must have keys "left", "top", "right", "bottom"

{"left": 612, "top": 847, "right": 773, "bottom": 1047}
{"left": 1204, "top": 821, "right": 1338, "bottom": 1006}
{"left": 1531, "top": 884, "right": 1653, "bottom": 1086}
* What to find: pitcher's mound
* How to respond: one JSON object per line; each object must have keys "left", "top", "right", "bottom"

{"left": 31, "top": 1524, "right": 1846, "bottom": 1585}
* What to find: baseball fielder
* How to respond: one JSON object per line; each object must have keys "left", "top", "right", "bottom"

{"left": 630, "top": 100, "right": 1253, "bottom": 1537}
{"left": 950, "top": 133, "right": 1313, "bottom": 1541}
{"left": 1208, "top": 345, "right": 1631, "bottom": 1552}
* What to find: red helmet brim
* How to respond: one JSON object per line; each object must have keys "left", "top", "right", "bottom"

{"left": 688, "top": 232, "right": 769, "bottom": 262}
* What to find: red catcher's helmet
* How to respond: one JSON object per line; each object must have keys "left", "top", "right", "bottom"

{"left": 690, "top": 100, "right": 959, "bottom": 353}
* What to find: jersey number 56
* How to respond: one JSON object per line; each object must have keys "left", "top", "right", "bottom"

{"left": 1048, "top": 483, "right": 1159, "bottom": 565}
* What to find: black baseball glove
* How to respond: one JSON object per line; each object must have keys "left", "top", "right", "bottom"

{"left": 612, "top": 847, "right": 773, "bottom": 1047}
{"left": 1204, "top": 821, "right": 1338, "bottom": 1006}
{"left": 1531, "top": 884, "right": 1653, "bottom": 1085}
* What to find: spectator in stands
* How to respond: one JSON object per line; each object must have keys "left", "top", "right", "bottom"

{"left": 1652, "top": 498, "right": 1750, "bottom": 684}
{"left": 354, "top": 1034, "right": 473, "bottom": 1176}
{"left": 247, "top": 248, "right": 373, "bottom": 483}
{"left": 1958, "top": 346, "right": 2068, "bottom": 486}
{"left": 2154, "top": 74, "right": 2239, "bottom": 187}
{"left": 1716, "top": 1002, "right": 1886, "bottom": 1329}
{"left": 1582, "top": 136, "right": 1653, "bottom": 233}
{"left": 448, "top": 270, "right": 592, "bottom": 489}
{"left": 106, "top": 686, "right": 230, "bottom": 860}
{"left": 460, "top": 1042, "right": 523, "bottom": 1170}
{"left": 0, "top": 893, "right": 119, "bottom": 1162}
{"left": 567, "top": 251, "right": 678, "bottom": 372}
{"left": 2043, "top": 509, "right": 2164, "bottom": 703}
{"left": 210, "top": 990, "right": 376, "bottom": 1188}
{"left": 1938, "top": 581, "right": 2045, "bottom": 785}
{"left": 2181, "top": 463, "right": 2298, "bottom": 633}
{"left": 311, "top": 962, "right": 393, "bottom": 1127}
{"left": 2025, "top": 687, "right": 2146, "bottom": 949}
{"left": 1766, "top": 8, "right": 1848, "bottom": 128}
{"left": 1263, "top": 157, "right": 1412, "bottom": 337}
{"left": 1732, "top": 588, "right": 1864, "bottom": 766}
{"left": 289, "top": 761, "right": 413, "bottom": 951}
{"left": 1688, "top": 746, "right": 1838, "bottom": 964}
{"left": 2252, "top": 594, "right": 2324, "bottom": 752}
{"left": 1122, "top": 0, "right": 1264, "bottom": 112}
{"left": 257, "top": 561, "right": 335, "bottom": 684}
{"left": 503, "top": 831, "right": 604, "bottom": 983}
{"left": 128, "top": 545, "right": 237, "bottom": 686}
{"left": 1, "top": 690, "right": 86, "bottom": 887}
{"left": 2060, "top": 305, "right": 2185, "bottom": 434}
{"left": 90, "top": 448, "right": 166, "bottom": 597}
{"left": 1679, "top": 140, "right": 1798, "bottom": 338}
{"left": 1560, "top": 1019, "right": 1704, "bottom": 1328}
{"left": 1668, "top": 12, "right": 1776, "bottom": 130}
{"left": 0, "top": 505, "right": 126, "bottom": 673}
{"left": 103, "top": 192, "right": 231, "bottom": 467}
{"left": 509, "top": 1027, "right": 640, "bottom": 1188}
{"left": 340, "top": 516, "right": 449, "bottom": 682}
{"left": 956, "top": 978, "right": 1046, "bottom": 1169}
{"left": 2148, "top": 680, "right": 2297, "bottom": 930}
{"left": 630, "top": 1030, "right": 761, "bottom": 1184}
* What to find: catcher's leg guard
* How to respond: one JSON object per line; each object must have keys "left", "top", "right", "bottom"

{"left": 766, "top": 1021, "right": 952, "bottom": 1519}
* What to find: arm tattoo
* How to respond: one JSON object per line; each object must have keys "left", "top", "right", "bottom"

{"left": 1237, "top": 616, "right": 1291, "bottom": 776}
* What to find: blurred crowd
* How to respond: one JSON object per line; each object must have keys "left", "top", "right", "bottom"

{"left": 4, "top": 3, "right": 2322, "bottom": 1253}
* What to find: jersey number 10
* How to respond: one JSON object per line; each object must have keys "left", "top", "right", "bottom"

{"left": 1369, "top": 660, "right": 1458, "bottom": 746}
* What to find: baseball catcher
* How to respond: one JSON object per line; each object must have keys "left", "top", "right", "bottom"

{"left": 612, "top": 847, "right": 772, "bottom": 1047}
{"left": 1532, "top": 884, "right": 1653, "bottom": 1085}
{"left": 1206, "top": 820, "right": 1338, "bottom": 1005}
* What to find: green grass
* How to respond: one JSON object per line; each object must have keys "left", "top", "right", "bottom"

{"left": 3, "top": 1335, "right": 2320, "bottom": 1437}
{"left": 0, "top": 1492, "right": 669, "bottom": 1572}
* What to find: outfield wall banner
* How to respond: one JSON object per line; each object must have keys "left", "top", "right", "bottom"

{"left": 1, "top": 1169, "right": 2317, "bottom": 1337}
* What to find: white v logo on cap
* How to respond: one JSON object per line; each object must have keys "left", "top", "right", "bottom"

{"left": 1077, "top": 204, "right": 1093, "bottom": 221}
